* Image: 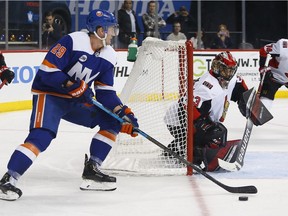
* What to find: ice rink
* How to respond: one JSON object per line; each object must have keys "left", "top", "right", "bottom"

{"left": 0, "top": 99, "right": 288, "bottom": 216}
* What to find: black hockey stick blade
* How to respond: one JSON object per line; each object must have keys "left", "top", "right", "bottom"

{"left": 91, "top": 99, "right": 257, "bottom": 194}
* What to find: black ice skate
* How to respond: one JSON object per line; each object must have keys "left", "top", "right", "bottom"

{"left": 0, "top": 173, "right": 22, "bottom": 201}
{"left": 80, "top": 154, "right": 117, "bottom": 191}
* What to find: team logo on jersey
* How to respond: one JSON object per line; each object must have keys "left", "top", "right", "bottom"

{"left": 96, "top": 11, "right": 103, "bottom": 17}
{"left": 79, "top": 55, "right": 87, "bottom": 62}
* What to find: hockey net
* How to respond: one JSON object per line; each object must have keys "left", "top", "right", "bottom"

{"left": 102, "top": 37, "right": 193, "bottom": 175}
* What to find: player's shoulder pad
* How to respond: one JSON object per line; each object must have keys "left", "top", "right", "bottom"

{"left": 99, "top": 46, "right": 117, "bottom": 66}
{"left": 269, "top": 38, "right": 288, "bottom": 55}
{"left": 195, "top": 72, "right": 222, "bottom": 99}
{"left": 69, "top": 31, "right": 94, "bottom": 55}
{"left": 200, "top": 72, "right": 220, "bottom": 90}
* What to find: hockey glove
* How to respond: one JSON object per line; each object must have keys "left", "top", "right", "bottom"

{"left": 259, "top": 66, "right": 271, "bottom": 74}
{"left": 194, "top": 115, "right": 216, "bottom": 133}
{"left": 115, "top": 105, "right": 139, "bottom": 137}
{"left": 66, "top": 79, "right": 94, "bottom": 105}
{"left": 0, "top": 66, "right": 15, "bottom": 84}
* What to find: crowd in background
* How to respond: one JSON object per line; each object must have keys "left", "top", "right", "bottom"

{"left": 115, "top": 0, "right": 242, "bottom": 50}
{"left": 40, "top": 1, "right": 246, "bottom": 50}
{"left": 0, "top": 0, "right": 255, "bottom": 50}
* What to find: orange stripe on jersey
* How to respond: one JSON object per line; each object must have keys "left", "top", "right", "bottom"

{"left": 95, "top": 81, "right": 108, "bottom": 86}
{"left": 98, "top": 130, "right": 116, "bottom": 142}
{"left": 32, "top": 89, "right": 72, "bottom": 98}
{"left": 35, "top": 94, "right": 45, "bottom": 128}
{"left": 21, "top": 143, "right": 40, "bottom": 156}
{"left": 42, "top": 59, "right": 58, "bottom": 69}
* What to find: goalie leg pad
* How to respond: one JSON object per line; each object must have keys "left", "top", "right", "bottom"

{"left": 205, "top": 140, "right": 240, "bottom": 172}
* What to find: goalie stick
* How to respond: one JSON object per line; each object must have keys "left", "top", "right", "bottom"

{"left": 92, "top": 99, "right": 257, "bottom": 194}
{"left": 218, "top": 58, "right": 273, "bottom": 172}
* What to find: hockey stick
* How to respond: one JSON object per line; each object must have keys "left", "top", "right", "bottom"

{"left": 0, "top": 79, "right": 7, "bottom": 89}
{"left": 92, "top": 99, "right": 257, "bottom": 194}
{"left": 218, "top": 109, "right": 254, "bottom": 171}
{"left": 218, "top": 56, "right": 272, "bottom": 172}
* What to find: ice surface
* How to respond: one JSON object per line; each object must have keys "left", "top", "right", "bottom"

{"left": 0, "top": 99, "right": 288, "bottom": 216}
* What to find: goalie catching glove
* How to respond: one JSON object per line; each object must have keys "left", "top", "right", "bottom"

{"left": 115, "top": 105, "right": 139, "bottom": 137}
{"left": 65, "top": 78, "right": 94, "bottom": 105}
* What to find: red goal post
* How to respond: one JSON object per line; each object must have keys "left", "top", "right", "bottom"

{"left": 102, "top": 37, "right": 194, "bottom": 175}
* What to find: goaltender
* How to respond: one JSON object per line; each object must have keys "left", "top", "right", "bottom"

{"left": 164, "top": 51, "right": 259, "bottom": 171}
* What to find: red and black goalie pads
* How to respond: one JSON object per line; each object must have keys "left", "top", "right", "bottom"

{"left": 204, "top": 139, "right": 240, "bottom": 172}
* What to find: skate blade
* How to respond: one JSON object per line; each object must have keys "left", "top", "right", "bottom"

{"left": 0, "top": 190, "right": 21, "bottom": 201}
{"left": 80, "top": 179, "right": 117, "bottom": 191}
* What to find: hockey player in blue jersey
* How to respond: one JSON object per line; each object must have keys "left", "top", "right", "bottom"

{"left": 0, "top": 9, "right": 139, "bottom": 201}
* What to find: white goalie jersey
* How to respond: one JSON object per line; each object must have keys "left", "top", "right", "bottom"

{"left": 164, "top": 70, "right": 244, "bottom": 126}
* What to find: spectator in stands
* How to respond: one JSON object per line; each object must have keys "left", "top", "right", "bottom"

{"left": 42, "top": 11, "right": 62, "bottom": 49}
{"left": 166, "top": 6, "right": 196, "bottom": 39}
{"left": 142, "top": 1, "right": 166, "bottom": 39}
{"left": 210, "top": 24, "right": 233, "bottom": 49}
{"left": 166, "top": 22, "right": 186, "bottom": 41}
{"left": 190, "top": 29, "right": 208, "bottom": 49}
{"left": 117, "top": 0, "right": 140, "bottom": 49}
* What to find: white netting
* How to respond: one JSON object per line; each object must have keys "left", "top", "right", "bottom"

{"left": 102, "top": 37, "right": 191, "bottom": 175}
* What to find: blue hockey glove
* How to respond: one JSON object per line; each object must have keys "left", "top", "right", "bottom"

{"left": 66, "top": 79, "right": 94, "bottom": 104}
{"left": 115, "top": 105, "right": 139, "bottom": 137}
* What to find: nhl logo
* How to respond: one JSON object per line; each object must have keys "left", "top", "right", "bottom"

{"left": 94, "top": 51, "right": 100, "bottom": 57}
{"left": 79, "top": 55, "right": 87, "bottom": 62}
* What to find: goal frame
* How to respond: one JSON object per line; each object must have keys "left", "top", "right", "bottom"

{"left": 103, "top": 38, "right": 194, "bottom": 176}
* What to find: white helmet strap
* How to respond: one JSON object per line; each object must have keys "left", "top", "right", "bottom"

{"left": 93, "top": 31, "right": 107, "bottom": 47}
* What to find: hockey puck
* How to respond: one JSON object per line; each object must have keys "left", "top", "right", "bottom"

{"left": 238, "top": 196, "right": 248, "bottom": 201}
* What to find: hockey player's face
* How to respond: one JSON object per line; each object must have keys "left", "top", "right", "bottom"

{"left": 105, "top": 25, "right": 119, "bottom": 45}
{"left": 218, "top": 77, "right": 230, "bottom": 89}
{"left": 219, "top": 64, "right": 237, "bottom": 81}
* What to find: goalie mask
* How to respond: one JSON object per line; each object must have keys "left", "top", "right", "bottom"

{"left": 211, "top": 51, "right": 238, "bottom": 89}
